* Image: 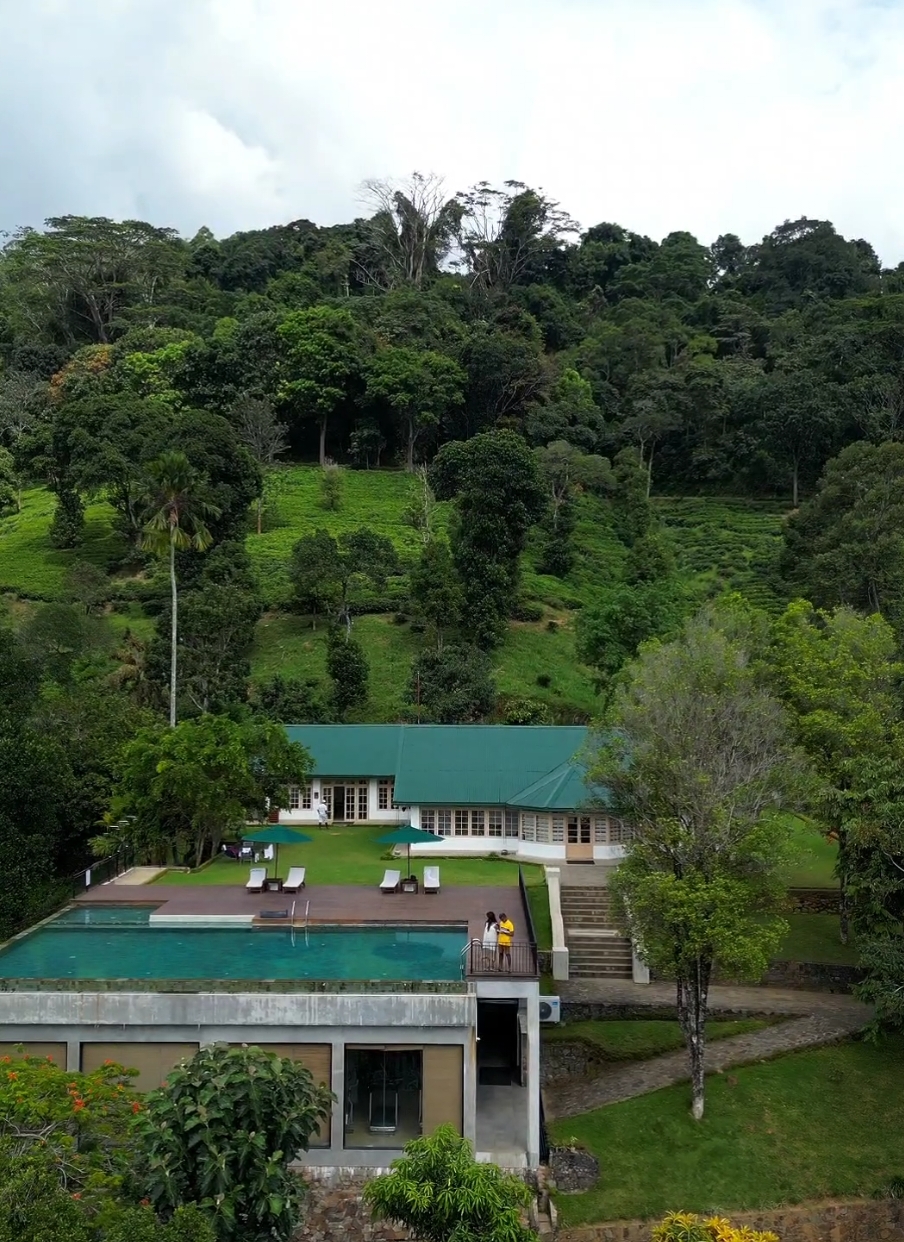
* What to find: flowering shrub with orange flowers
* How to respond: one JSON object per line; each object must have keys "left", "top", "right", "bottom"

{"left": 0, "top": 1052, "right": 140, "bottom": 1209}
{"left": 652, "top": 1211, "right": 780, "bottom": 1242}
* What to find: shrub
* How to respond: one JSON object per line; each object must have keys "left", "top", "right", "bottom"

{"left": 138, "top": 1044, "right": 334, "bottom": 1242}
{"left": 511, "top": 599, "right": 544, "bottom": 622}
{"left": 546, "top": 619, "right": 559, "bottom": 632}
{"left": 393, "top": 612, "right": 409, "bottom": 625}
{"left": 536, "top": 673, "right": 552, "bottom": 688}
{"left": 652, "top": 1212, "right": 779, "bottom": 1242}
{"left": 319, "top": 463, "right": 343, "bottom": 511}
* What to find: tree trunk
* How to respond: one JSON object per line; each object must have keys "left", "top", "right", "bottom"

{"left": 676, "top": 961, "right": 710, "bottom": 1120}
{"left": 792, "top": 459, "right": 799, "bottom": 509}
{"left": 407, "top": 420, "right": 416, "bottom": 472}
{"left": 838, "top": 829, "right": 850, "bottom": 944}
{"left": 646, "top": 444, "right": 654, "bottom": 499}
{"left": 169, "top": 537, "right": 178, "bottom": 728}
{"left": 257, "top": 495, "right": 263, "bottom": 535}
{"left": 319, "top": 417, "right": 327, "bottom": 467}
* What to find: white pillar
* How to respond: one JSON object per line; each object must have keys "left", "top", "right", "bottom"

{"left": 526, "top": 989, "right": 540, "bottom": 1167}
{"left": 545, "top": 866, "right": 569, "bottom": 981}
{"left": 463, "top": 1028, "right": 477, "bottom": 1148}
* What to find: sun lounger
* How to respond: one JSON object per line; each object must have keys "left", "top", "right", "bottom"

{"left": 283, "top": 867, "right": 306, "bottom": 893}
{"left": 263, "top": 845, "right": 275, "bottom": 861}
{"left": 380, "top": 869, "right": 401, "bottom": 893}
{"left": 246, "top": 867, "right": 267, "bottom": 892}
{"left": 424, "top": 866, "right": 440, "bottom": 894}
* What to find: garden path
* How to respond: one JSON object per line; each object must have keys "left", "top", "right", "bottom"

{"left": 544, "top": 980, "right": 871, "bottom": 1120}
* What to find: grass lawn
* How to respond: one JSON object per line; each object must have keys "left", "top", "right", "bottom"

{"left": 778, "top": 913, "right": 857, "bottom": 965}
{"left": 543, "top": 1018, "right": 780, "bottom": 1062}
{"left": 782, "top": 814, "right": 838, "bottom": 889}
{"left": 0, "top": 488, "right": 126, "bottom": 600}
{"left": 153, "top": 823, "right": 552, "bottom": 948}
{"left": 549, "top": 1035, "right": 904, "bottom": 1223}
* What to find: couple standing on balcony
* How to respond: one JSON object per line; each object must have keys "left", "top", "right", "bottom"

{"left": 482, "top": 911, "right": 514, "bottom": 970}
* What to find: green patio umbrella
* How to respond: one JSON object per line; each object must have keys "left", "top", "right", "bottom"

{"left": 243, "top": 825, "right": 312, "bottom": 880}
{"left": 377, "top": 824, "right": 442, "bottom": 878}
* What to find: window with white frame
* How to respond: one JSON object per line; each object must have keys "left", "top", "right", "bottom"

{"left": 552, "top": 814, "right": 565, "bottom": 843}
{"left": 437, "top": 809, "right": 451, "bottom": 836}
{"left": 286, "top": 785, "right": 312, "bottom": 811}
{"left": 471, "top": 810, "right": 485, "bottom": 837}
{"left": 505, "top": 810, "right": 519, "bottom": 838}
{"left": 535, "top": 814, "right": 550, "bottom": 843}
{"left": 357, "top": 783, "right": 368, "bottom": 819}
{"left": 610, "top": 818, "right": 633, "bottom": 844}
{"left": 454, "top": 810, "right": 468, "bottom": 836}
{"left": 522, "top": 813, "right": 537, "bottom": 842}
{"left": 378, "top": 778, "right": 394, "bottom": 810}
{"left": 421, "top": 809, "right": 435, "bottom": 832}
{"left": 488, "top": 809, "right": 503, "bottom": 838}
{"left": 593, "top": 815, "right": 610, "bottom": 843}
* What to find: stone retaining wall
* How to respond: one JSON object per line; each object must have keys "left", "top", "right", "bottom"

{"left": 541, "top": 1039, "right": 603, "bottom": 1085}
{"left": 762, "top": 960, "right": 864, "bottom": 993}
{"left": 292, "top": 1169, "right": 407, "bottom": 1242}
{"left": 787, "top": 888, "right": 842, "bottom": 914}
{"left": 559, "top": 1198, "right": 904, "bottom": 1242}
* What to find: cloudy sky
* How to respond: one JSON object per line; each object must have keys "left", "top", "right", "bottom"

{"left": 3, "top": 0, "right": 904, "bottom": 260}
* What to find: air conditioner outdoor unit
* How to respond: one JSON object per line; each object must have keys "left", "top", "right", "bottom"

{"left": 538, "top": 997, "right": 561, "bottom": 1023}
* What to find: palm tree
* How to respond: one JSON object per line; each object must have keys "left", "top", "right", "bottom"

{"left": 140, "top": 451, "right": 220, "bottom": 727}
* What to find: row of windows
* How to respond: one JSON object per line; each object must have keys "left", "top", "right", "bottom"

{"left": 283, "top": 785, "right": 631, "bottom": 844}
{"left": 420, "top": 808, "right": 520, "bottom": 838}
{"left": 419, "top": 808, "right": 631, "bottom": 844}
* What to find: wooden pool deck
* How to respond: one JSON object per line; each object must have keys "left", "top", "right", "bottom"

{"left": 74, "top": 881, "right": 529, "bottom": 947}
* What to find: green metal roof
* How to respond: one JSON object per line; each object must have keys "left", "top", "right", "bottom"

{"left": 284, "top": 725, "right": 402, "bottom": 777}
{"left": 284, "top": 724, "right": 595, "bottom": 808}
{"left": 507, "top": 761, "right": 608, "bottom": 811}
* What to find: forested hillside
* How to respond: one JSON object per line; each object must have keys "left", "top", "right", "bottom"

{"left": 2, "top": 178, "right": 904, "bottom": 940}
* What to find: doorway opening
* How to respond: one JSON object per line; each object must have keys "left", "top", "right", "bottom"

{"left": 477, "top": 1000, "right": 520, "bottom": 1086}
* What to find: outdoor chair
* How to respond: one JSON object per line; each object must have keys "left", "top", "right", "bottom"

{"left": 283, "top": 867, "right": 306, "bottom": 893}
{"left": 423, "top": 866, "right": 440, "bottom": 894}
{"left": 246, "top": 867, "right": 267, "bottom": 892}
{"left": 379, "top": 869, "right": 401, "bottom": 893}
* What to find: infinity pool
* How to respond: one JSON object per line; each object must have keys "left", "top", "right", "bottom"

{"left": 0, "top": 907, "right": 466, "bottom": 981}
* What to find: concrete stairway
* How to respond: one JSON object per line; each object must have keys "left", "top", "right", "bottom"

{"left": 560, "top": 886, "right": 632, "bottom": 979}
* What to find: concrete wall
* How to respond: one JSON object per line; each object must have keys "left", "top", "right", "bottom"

{"left": 0, "top": 983, "right": 541, "bottom": 1170}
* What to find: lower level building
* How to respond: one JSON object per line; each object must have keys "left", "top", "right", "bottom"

{"left": 0, "top": 881, "right": 543, "bottom": 1170}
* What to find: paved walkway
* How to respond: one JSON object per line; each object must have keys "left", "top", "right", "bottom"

{"left": 110, "top": 866, "right": 167, "bottom": 885}
{"left": 544, "top": 980, "right": 871, "bottom": 1121}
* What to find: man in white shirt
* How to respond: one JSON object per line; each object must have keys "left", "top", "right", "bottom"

{"left": 316, "top": 800, "right": 329, "bottom": 828}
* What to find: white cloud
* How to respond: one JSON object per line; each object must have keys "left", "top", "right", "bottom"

{"left": 2, "top": 0, "right": 904, "bottom": 260}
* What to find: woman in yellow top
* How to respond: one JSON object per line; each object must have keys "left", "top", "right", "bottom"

{"left": 497, "top": 912, "right": 514, "bottom": 970}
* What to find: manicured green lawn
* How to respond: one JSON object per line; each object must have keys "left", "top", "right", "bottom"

{"left": 781, "top": 814, "right": 838, "bottom": 888}
{"left": 543, "top": 1018, "right": 779, "bottom": 1062}
{"left": 154, "top": 824, "right": 552, "bottom": 947}
{"left": 778, "top": 913, "right": 856, "bottom": 965}
{"left": 550, "top": 1036, "right": 904, "bottom": 1223}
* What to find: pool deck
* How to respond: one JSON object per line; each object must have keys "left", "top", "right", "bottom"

{"left": 74, "top": 881, "right": 529, "bottom": 946}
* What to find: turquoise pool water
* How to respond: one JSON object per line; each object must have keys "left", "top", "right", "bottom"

{"left": 1, "top": 908, "right": 466, "bottom": 981}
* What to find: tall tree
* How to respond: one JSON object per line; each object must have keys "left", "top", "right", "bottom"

{"left": 1, "top": 216, "right": 186, "bottom": 344}
{"left": 358, "top": 172, "right": 461, "bottom": 289}
{"left": 782, "top": 441, "right": 904, "bottom": 623}
{"left": 365, "top": 345, "right": 465, "bottom": 469}
{"left": 277, "top": 306, "right": 364, "bottom": 465}
{"left": 593, "top": 606, "right": 805, "bottom": 1118}
{"left": 101, "top": 715, "right": 311, "bottom": 867}
{"left": 139, "top": 451, "right": 219, "bottom": 727}
{"left": 232, "top": 393, "right": 289, "bottom": 532}
{"left": 430, "top": 430, "right": 545, "bottom": 647}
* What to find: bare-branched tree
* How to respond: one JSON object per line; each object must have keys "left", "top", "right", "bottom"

{"left": 358, "top": 172, "right": 462, "bottom": 290}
